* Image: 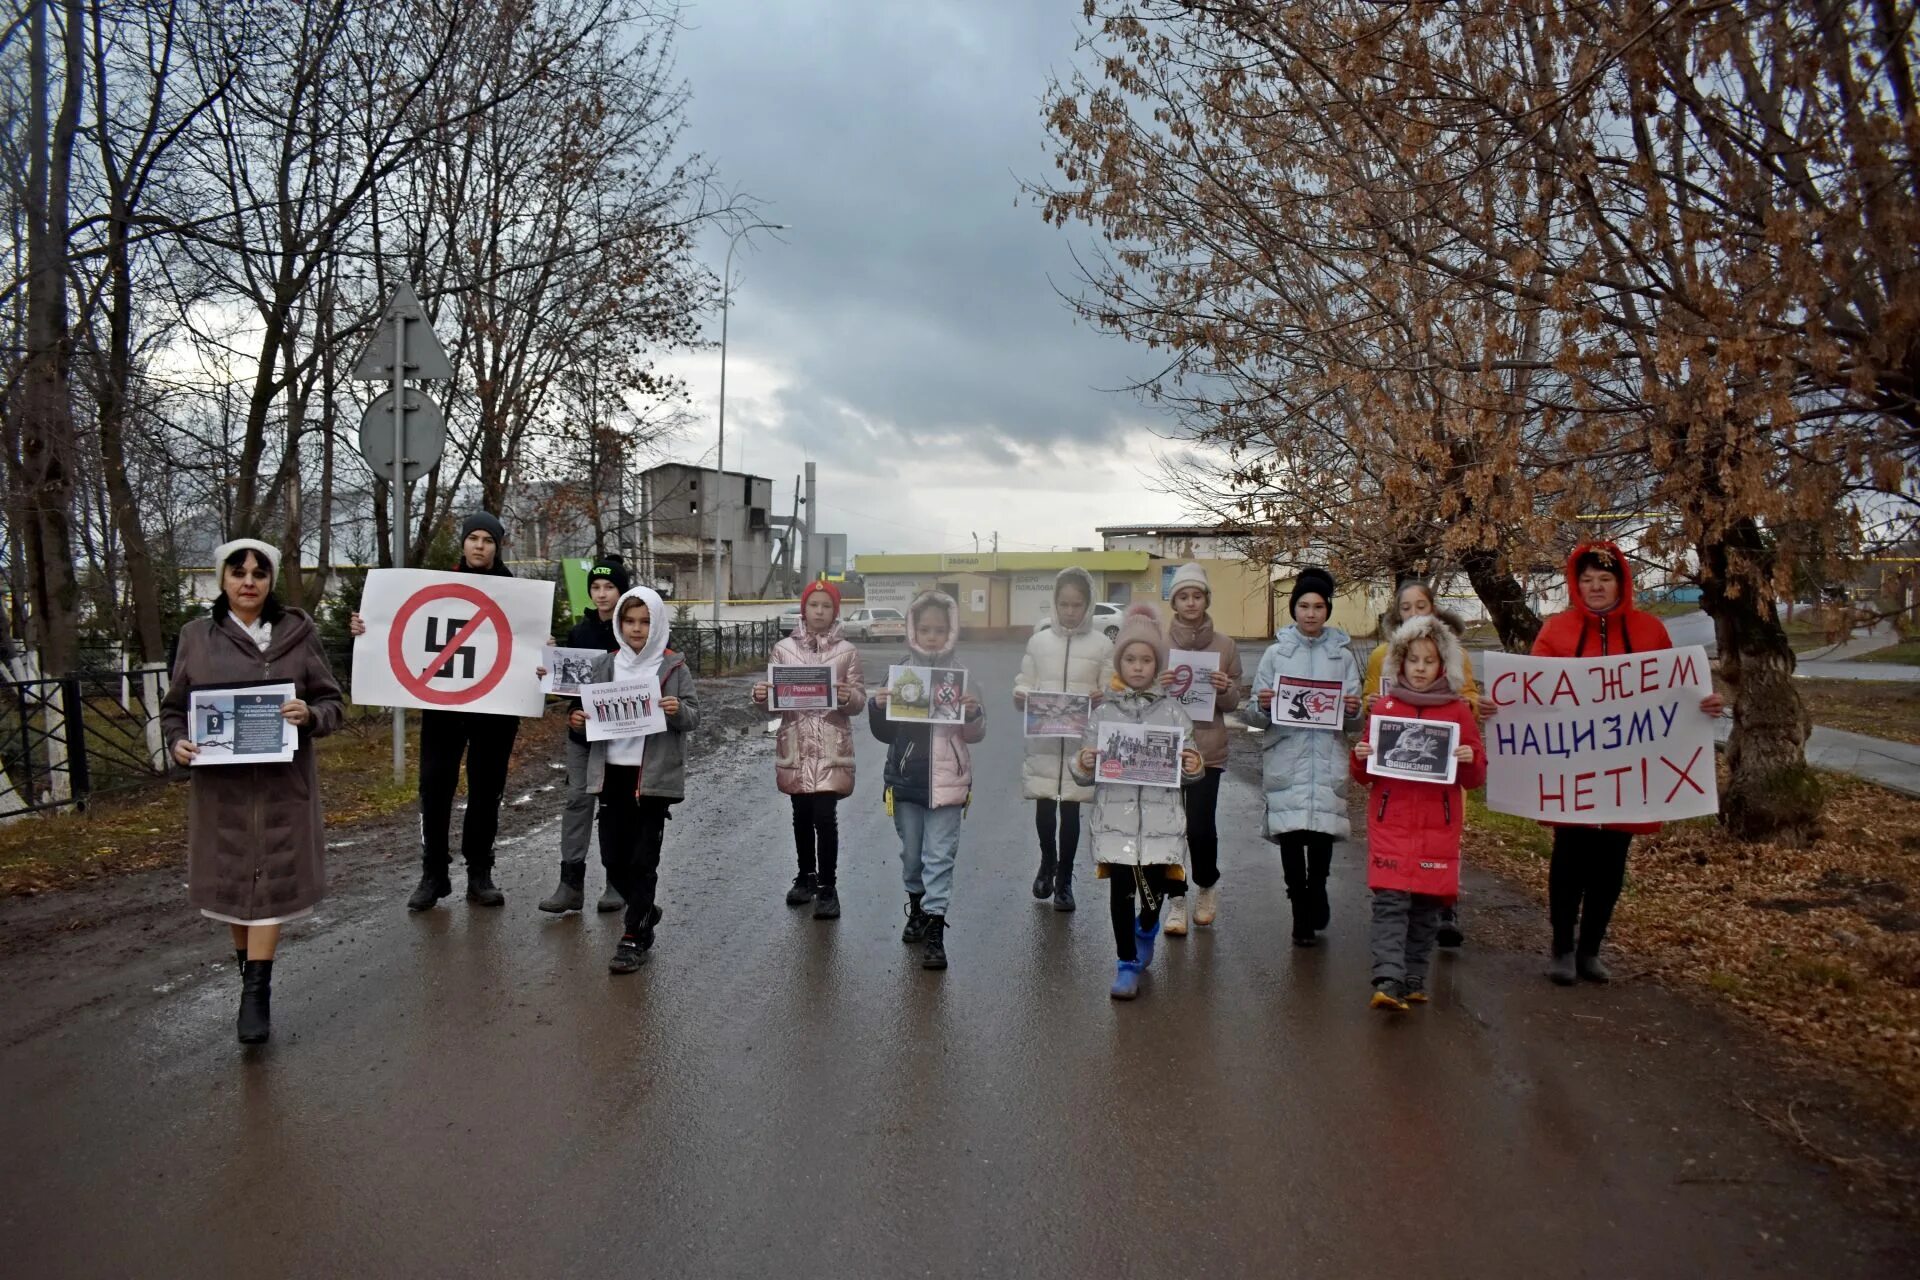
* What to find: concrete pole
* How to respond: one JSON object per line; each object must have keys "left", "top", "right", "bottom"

{"left": 800, "top": 461, "right": 817, "bottom": 584}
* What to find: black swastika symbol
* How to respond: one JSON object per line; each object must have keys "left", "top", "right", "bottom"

{"left": 424, "top": 615, "right": 477, "bottom": 679}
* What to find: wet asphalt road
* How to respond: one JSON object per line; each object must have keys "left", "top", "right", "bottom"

{"left": 2, "top": 640, "right": 1915, "bottom": 1277}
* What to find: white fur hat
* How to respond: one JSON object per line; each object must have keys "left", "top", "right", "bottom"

{"left": 212, "top": 538, "right": 282, "bottom": 580}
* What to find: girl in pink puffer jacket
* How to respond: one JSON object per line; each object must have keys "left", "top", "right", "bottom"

{"left": 753, "top": 579, "right": 867, "bottom": 919}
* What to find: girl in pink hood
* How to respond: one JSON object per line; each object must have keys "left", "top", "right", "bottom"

{"left": 753, "top": 579, "right": 866, "bottom": 920}
{"left": 867, "top": 591, "right": 985, "bottom": 972}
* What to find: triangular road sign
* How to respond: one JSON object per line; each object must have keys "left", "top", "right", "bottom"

{"left": 351, "top": 282, "right": 454, "bottom": 381}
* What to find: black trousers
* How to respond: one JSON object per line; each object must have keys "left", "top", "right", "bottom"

{"left": 791, "top": 792, "right": 842, "bottom": 886}
{"left": 1034, "top": 799, "right": 1082, "bottom": 882}
{"left": 1109, "top": 866, "right": 1177, "bottom": 961}
{"left": 1183, "top": 767, "right": 1224, "bottom": 888}
{"left": 1549, "top": 826, "right": 1633, "bottom": 956}
{"left": 600, "top": 765, "right": 672, "bottom": 941}
{"left": 418, "top": 710, "right": 520, "bottom": 872}
{"left": 1276, "top": 830, "right": 1335, "bottom": 931}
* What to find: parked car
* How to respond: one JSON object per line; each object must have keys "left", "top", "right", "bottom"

{"left": 843, "top": 607, "right": 907, "bottom": 643}
{"left": 1034, "top": 600, "right": 1125, "bottom": 638}
{"left": 777, "top": 605, "right": 803, "bottom": 633}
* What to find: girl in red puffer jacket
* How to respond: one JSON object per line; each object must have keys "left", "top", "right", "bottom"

{"left": 1352, "top": 615, "right": 1487, "bottom": 1011}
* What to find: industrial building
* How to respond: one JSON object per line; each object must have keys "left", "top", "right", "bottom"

{"left": 854, "top": 524, "right": 1387, "bottom": 640}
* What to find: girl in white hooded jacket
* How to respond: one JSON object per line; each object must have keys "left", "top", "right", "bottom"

{"left": 1011, "top": 568, "right": 1113, "bottom": 912}
{"left": 570, "top": 587, "right": 699, "bottom": 974}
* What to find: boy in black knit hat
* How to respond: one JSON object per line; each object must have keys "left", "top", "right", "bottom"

{"left": 539, "top": 556, "right": 632, "bottom": 913}
{"left": 348, "top": 510, "right": 526, "bottom": 910}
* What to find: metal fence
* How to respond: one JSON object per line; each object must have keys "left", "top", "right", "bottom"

{"left": 0, "top": 621, "right": 777, "bottom": 821}
{"left": 0, "top": 667, "right": 171, "bottom": 820}
{"left": 673, "top": 619, "right": 783, "bottom": 676}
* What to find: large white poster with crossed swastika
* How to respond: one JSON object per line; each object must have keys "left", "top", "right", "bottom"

{"left": 350, "top": 569, "right": 555, "bottom": 717}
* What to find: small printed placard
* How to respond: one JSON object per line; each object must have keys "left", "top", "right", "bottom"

{"left": 189, "top": 683, "right": 299, "bottom": 765}
{"left": 580, "top": 675, "right": 667, "bottom": 741}
{"left": 769, "top": 664, "right": 836, "bottom": 712}
{"left": 1023, "top": 691, "right": 1092, "bottom": 739}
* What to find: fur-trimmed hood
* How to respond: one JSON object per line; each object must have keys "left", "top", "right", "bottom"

{"left": 1384, "top": 614, "right": 1468, "bottom": 691}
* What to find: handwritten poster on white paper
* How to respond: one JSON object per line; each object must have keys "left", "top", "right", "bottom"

{"left": 1480, "top": 647, "right": 1717, "bottom": 823}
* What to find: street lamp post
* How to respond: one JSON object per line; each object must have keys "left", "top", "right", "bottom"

{"left": 712, "top": 222, "right": 786, "bottom": 626}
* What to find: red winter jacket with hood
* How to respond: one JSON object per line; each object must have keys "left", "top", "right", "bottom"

{"left": 1350, "top": 616, "right": 1487, "bottom": 898}
{"left": 1530, "top": 539, "right": 1673, "bottom": 834}
{"left": 1532, "top": 540, "right": 1672, "bottom": 660}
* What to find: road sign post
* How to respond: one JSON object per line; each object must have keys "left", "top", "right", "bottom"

{"left": 352, "top": 283, "right": 454, "bottom": 781}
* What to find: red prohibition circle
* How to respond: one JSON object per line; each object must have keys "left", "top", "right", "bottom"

{"left": 387, "top": 583, "right": 515, "bottom": 705}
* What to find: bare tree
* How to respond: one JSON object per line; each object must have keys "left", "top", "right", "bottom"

{"left": 5, "top": 0, "right": 86, "bottom": 674}
{"left": 381, "top": 0, "right": 726, "bottom": 564}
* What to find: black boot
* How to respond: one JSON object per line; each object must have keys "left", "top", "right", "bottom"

{"left": 1031, "top": 852, "right": 1055, "bottom": 901}
{"left": 1310, "top": 882, "right": 1332, "bottom": 933}
{"left": 1053, "top": 851, "right": 1076, "bottom": 912}
{"left": 539, "top": 862, "right": 587, "bottom": 914}
{"left": 466, "top": 863, "right": 506, "bottom": 907}
{"left": 1288, "top": 891, "right": 1315, "bottom": 946}
{"left": 902, "top": 892, "right": 930, "bottom": 943}
{"left": 407, "top": 868, "right": 452, "bottom": 911}
{"left": 898, "top": 898, "right": 929, "bottom": 948}
{"left": 921, "top": 915, "right": 948, "bottom": 970}
{"left": 813, "top": 884, "right": 841, "bottom": 920}
{"left": 785, "top": 873, "right": 817, "bottom": 906}
{"left": 237, "top": 959, "right": 272, "bottom": 1044}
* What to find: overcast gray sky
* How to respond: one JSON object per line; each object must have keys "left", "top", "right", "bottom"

{"left": 657, "top": 0, "right": 1189, "bottom": 557}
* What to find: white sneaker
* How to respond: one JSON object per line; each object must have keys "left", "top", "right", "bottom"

{"left": 1165, "top": 896, "right": 1189, "bottom": 936}
{"left": 1194, "top": 885, "right": 1219, "bottom": 926}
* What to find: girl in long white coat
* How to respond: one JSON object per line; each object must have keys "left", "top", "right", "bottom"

{"left": 1011, "top": 568, "right": 1113, "bottom": 912}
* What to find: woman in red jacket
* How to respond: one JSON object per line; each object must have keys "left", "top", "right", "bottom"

{"left": 1520, "top": 541, "right": 1722, "bottom": 985}
{"left": 1352, "top": 615, "right": 1486, "bottom": 1011}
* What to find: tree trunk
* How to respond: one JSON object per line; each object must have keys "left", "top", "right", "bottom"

{"left": 94, "top": 204, "right": 166, "bottom": 662}
{"left": 277, "top": 322, "right": 307, "bottom": 608}
{"left": 17, "top": 0, "right": 84, "bottom": 676}
{"left": 1460, "top": 548, "right": 1542, "bottom": 651}
{"left": 313, "top": 289, "right": 338, "bottom": 611}
{"left": 371, "top": 475, "right": 392, "bottom": 568}
{"left": 1699, "top": 519, "right": 1820, "bottom": 841}
{"left": 230, "top": 302, "right": 288, "bottom": 537}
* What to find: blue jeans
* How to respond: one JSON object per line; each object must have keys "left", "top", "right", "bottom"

{"left": 894, "top": 800, "right": 963, "bottom": 917}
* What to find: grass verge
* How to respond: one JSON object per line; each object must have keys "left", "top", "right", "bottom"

{"left": 1859, "top": 638, "right": 1920, "bottom": 665}
{"left": 0, "top": 710, "right": 437, "bottom": 897}
{"left": 1795, "top": 679, "right": 1920, "bottom": 746}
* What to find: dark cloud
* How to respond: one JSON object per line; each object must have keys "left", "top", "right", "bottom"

{"left": 673, "top": 0, "right": 1158, "bottom": 458}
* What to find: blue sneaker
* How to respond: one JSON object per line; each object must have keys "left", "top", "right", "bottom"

{"left": 1134, "top": 918, "right": 1162, "bottom": 968}
{"left": 1110, "top": 959, "right": 1145, "bottom": 1000}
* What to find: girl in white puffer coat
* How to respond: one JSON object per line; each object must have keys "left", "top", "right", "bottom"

{"left": 1242, "top": 567, "right": 1362, "bottom": 947}
{"left": 1012, "top": 568, "right": 1114, "bottom": 912}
